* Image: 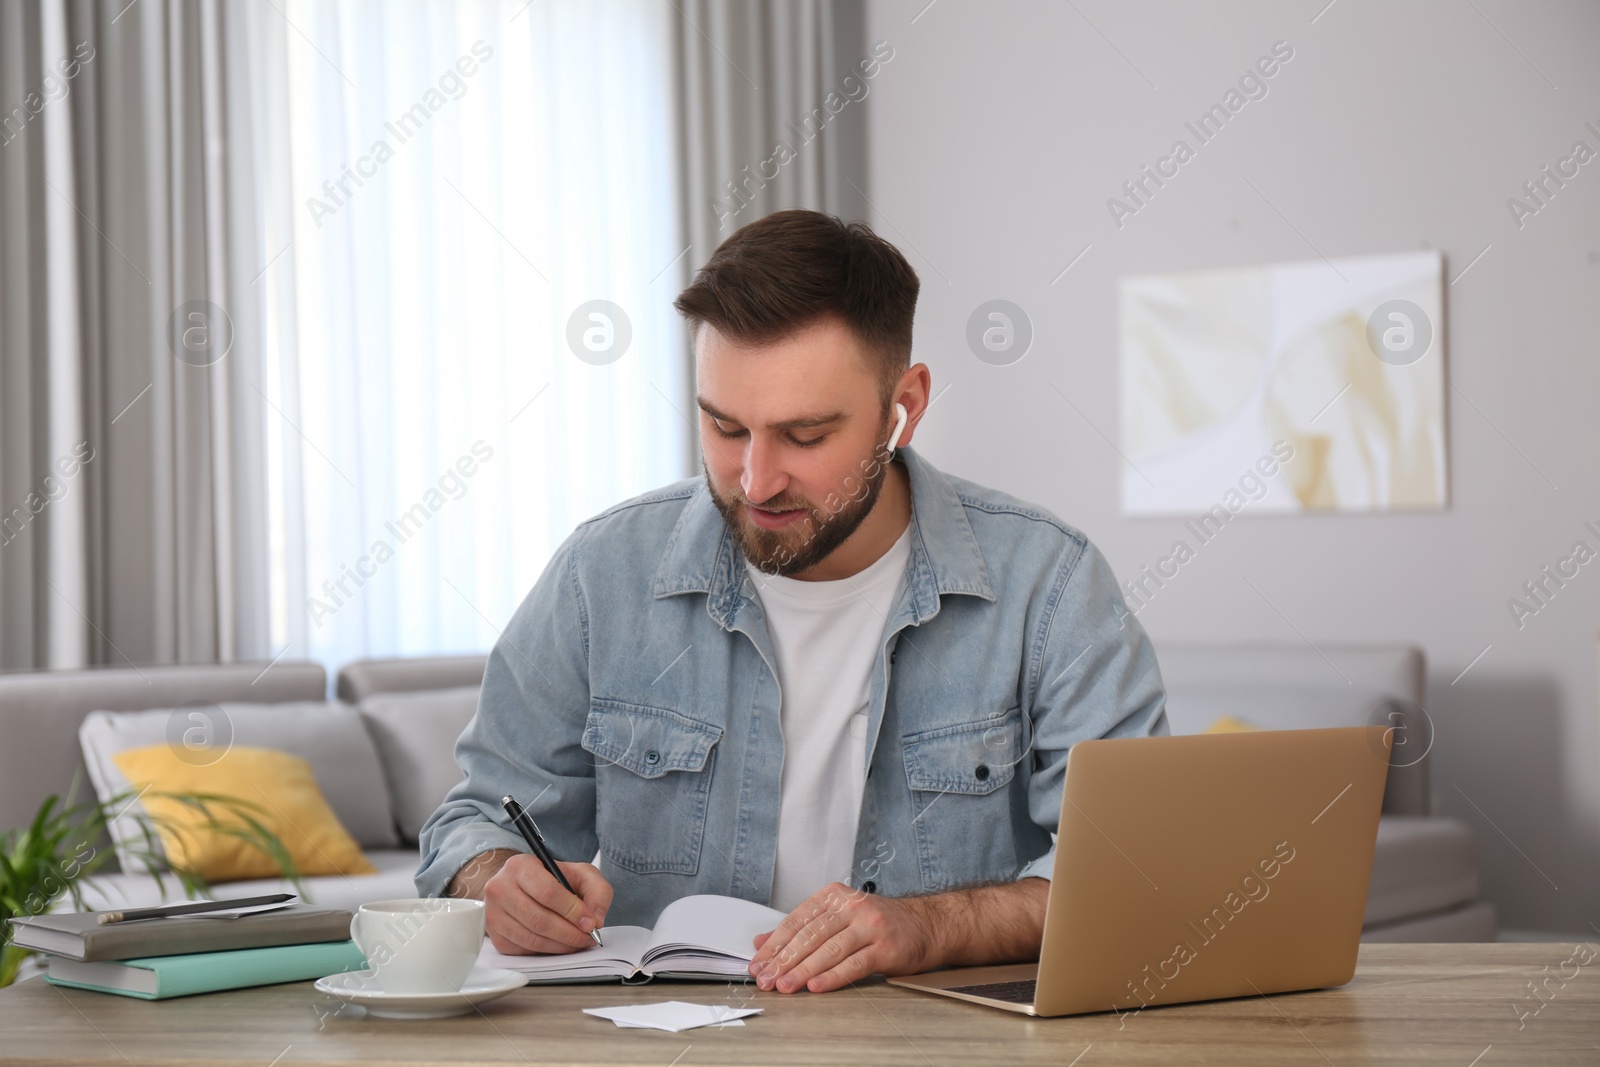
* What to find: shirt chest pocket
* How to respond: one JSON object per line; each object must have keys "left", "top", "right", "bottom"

{"left": 581, "top": 700, "right": 721, "bottom": 875}
{"left": 901, "top": 710, "right": 1024, "bottom": 890}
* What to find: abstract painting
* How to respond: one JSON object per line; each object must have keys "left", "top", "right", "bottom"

{"left": 1119, "top": 250, "right": 1446, "bottom": 514}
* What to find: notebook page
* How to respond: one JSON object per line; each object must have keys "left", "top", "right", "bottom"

{"left": 477, "top": 926, "right": 651, "bottom": 979}
{"left": 641, "top": 895, "right": 787, "bottom": 967}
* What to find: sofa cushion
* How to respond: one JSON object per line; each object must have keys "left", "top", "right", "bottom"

{"left": 72, "top": 848, "right": 424, "bottom": 914}
{"left": 1164, "top": 684, "right": 1391, "bottom": 735}
{"left": 1365, "top": 816, "right": 1479, "bottom": 926}
{"left": 1361, "top": 899, "right": 1497, "bottom": 942}
{"left": 112, "top": 744, "right": 376, "bottom": 881}
{"left": 337, "top": 656, "right": 487, "bottom": 704}
{"left": 357, "top": 687, "right": 479, "bottom": 843}
{"left": 80, "top": 702, "right": 400, "bottom": 869}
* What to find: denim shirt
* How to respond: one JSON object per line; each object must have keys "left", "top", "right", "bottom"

{"left": 415, "top": 445, "right": 1168, "bottom": 925}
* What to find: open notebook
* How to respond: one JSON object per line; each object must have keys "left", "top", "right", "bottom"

{"left": 479, "top": 894, "right": 788, "bottom": 983}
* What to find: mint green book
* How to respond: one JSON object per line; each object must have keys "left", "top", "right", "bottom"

{"left": 45, "top": 940, "right": 367, "bottom": 1000}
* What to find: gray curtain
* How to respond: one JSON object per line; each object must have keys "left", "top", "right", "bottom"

{"left": 0, "top": 0, "right": 270, "bottom": 671}
{"left": 673, "top": 0, "right": 871, "bottom": 269}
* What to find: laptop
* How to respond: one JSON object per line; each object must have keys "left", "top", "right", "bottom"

{"left": 888, "top": 725, "right": 1392, "bottom": 1017}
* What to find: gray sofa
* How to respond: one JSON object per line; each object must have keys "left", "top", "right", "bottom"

{"left": 0, "top": 643, "right": 1493, "bottom": 939}
{"left": 0, "top": 656, "right": 484, "bottom": 915}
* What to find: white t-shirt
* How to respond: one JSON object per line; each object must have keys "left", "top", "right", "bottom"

{"left": 745, "top": 525, "right": 913, "bottom": 912}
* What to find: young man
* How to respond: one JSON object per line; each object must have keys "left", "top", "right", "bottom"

{"left": 416, "top": 210, "right": 1167, "bottom": 994}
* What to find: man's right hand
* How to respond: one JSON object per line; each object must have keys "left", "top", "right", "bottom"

{"left": 448, "top": 849, "right": 613, "bottom": 955}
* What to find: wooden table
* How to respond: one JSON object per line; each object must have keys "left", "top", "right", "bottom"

{"left": 1, "top": 944, "right": 1596, "bottom": 1066}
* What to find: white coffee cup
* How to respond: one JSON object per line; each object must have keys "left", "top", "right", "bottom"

{"left": 349, "top": 898, "right": 486, "bottom": 995}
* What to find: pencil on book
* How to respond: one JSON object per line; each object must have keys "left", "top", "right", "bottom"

{"left": 96, "top": 893, "right": 296, "bottom": 925}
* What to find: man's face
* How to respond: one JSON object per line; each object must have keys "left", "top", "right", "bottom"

{"left": 696, "top": 317, "right": 895, "bottom": 577}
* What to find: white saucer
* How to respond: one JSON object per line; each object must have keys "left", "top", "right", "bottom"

{"left": 314, "top": 966, "right": 527, "bottom": 1019}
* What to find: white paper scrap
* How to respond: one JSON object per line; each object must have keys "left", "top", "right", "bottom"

{"left": 583, "top": 1001, "right": 763, "bottom": 1033}
{"left": 614, "top": 1019, "right": 747, "bottom": 1029}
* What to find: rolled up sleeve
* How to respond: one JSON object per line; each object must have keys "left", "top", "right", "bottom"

{"left": 414, "top": 529, "right": 598, "bottom": 897}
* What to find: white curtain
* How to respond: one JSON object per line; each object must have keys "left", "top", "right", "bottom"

{"left": 237, "top": 0, "right": 692, "bottom": 671}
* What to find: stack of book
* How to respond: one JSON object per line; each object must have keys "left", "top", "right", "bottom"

{"left": 7, "top": 899, "right": 365, "bottom": 1000}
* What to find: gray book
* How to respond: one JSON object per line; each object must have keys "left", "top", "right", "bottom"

{"left": 7, "top": 905, "right": 353, "bottom": 962}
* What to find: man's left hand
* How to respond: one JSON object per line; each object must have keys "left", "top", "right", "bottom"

{"left": 747, "top": 882, "right": 938, "bottom": 994}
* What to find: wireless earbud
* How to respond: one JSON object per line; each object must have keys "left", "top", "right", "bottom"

{"left": 886, "top": 402, "right": 908, "bottom": 453}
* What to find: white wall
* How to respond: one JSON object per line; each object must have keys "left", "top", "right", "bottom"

{"left": 863, "top": 0, "right": 1599, "bottom": 933}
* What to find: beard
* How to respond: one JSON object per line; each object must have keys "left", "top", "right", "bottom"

{"left": 705, "top": 447, "right": 893, "bottom": 578}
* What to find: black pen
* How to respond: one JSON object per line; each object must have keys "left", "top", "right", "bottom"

{"left": 501, "top": 794, "right": 603, "bottom": 945}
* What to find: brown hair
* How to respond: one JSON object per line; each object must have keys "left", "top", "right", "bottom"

{"left": 673, "top": 210, "right": 920, "bottom": 404}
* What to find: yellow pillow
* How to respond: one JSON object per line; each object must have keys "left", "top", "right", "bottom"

{"left": 111, "top": 744, "right": 375, "bottom": 882}
{"left": 1204, "top": 715, "right": 1262, "bottom": 733}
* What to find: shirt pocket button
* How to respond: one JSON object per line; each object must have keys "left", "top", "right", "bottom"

{"left": 974, "top": 763, "right": 990, "bottom": 781}
{"left": 645, "top": 749, "right": 660, "bottom": 765}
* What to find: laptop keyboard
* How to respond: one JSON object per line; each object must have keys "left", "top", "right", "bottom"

{"left": 948, "top": 979, "right": 1037, "bottom": 1004}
